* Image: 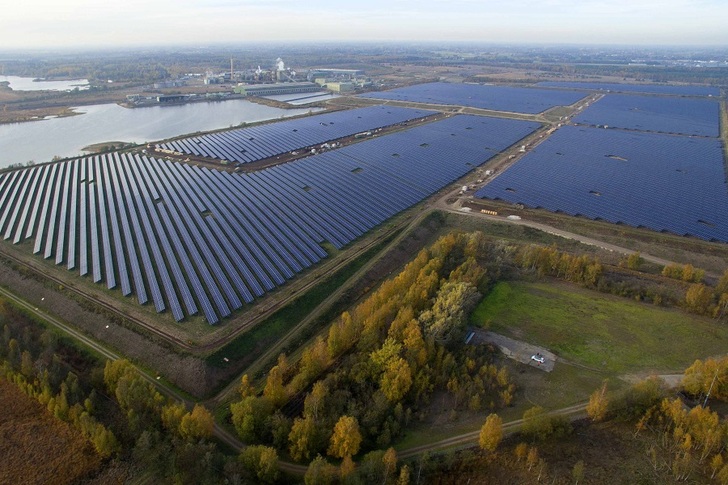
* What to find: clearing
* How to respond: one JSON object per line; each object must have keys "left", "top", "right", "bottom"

{"left": 470, "top": 280, "right": 728, "bottom": 374}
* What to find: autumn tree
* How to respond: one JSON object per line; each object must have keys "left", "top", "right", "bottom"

{"left": 328, "top": 415, "right": 363, "bottom": 459}
{"left": 240, "top": 445, "right": 279, "bottom": 484}
{"left": 179, "top": 404, "right": 214, "bottom": 440}
{"left": 289, "top": 416, "right": 319, "bottom": 462}
{"left": 586, "top": 382, "right": 609, "bottom": 422}
{"left": 685, "top": 283, "right": 713, "bottom": 315}
{"left": 683, "top": 357, "right": 728, "bottom": 402}
{"left": 263, "top": 365, "right": 287, "bottom": 407}
{"left": 479, "top": 413, "right": 503, "bottom": 452}
{"left": 418, "top": 280, "right": 480, "bottom": 339}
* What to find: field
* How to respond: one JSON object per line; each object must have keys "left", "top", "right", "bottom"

{"left": 0, "top": 378, "right": 102, "bottom": 484}
{"left": 471, "top": 280, "right": 728, "bottom": 374}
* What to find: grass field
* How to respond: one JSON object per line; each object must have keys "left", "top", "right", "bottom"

{"left": 471, "top": 280, "right": 728, "bottom": 374}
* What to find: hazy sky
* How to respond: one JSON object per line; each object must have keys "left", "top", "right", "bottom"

{"left": 2, "top": 0, "right": 727, "bottom": 48}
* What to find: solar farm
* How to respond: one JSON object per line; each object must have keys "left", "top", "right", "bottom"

{"left": 359, "top": 82, "right": 587, "bottom": 114}
{"left": 571, "top": 94, "right": 721, "bottom": 137}
{"left": 0, "top": 113, "right": 540, "bottom": 324}
{"left": 155, "top": 105, "right": 435, "bottom": 165}
{"left": 537, "top": 81, "right": 720, "bottom": 97}
{"left": 476, "top": 126, "right": 728, "bottom": 241}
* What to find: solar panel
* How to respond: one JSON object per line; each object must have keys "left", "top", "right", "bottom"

{"left": 360, "top": 82, "right": 586, "bottom": 114}
{"left": 476, "top": 125, "right": 728, "bottom": 242}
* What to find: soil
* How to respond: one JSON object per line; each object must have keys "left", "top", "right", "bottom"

{"left": 0, "top": 378, "right": 102, "bottom": 485}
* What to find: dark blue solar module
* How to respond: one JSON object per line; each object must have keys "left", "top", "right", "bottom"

{"left": 155, "top": 105, "right": 435, "bottom": 165}
{"left": 359, "top": 82, "right": 586, "bottom": 114}
{"left": 537, "top": 81, "right": 720, "bottom": 97}
{"left": 476, "top": 125, "right": 728, "bottom": 242}
{"left": 0, "top": 114, "right": 539, "bottom": 324}
{"left": 573, "top": 94, "right": 720, "bottom": 137}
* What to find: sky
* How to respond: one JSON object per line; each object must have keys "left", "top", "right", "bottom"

{"left": 1, "top": 0, "right": 727, "bottom": 49}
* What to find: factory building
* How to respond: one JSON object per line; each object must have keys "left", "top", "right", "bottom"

{"left": 234, "top": 82, "right": 320, "bottom": 97}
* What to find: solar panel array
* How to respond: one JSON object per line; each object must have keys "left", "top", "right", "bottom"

{"left": 536, "top": 81, "right": 720, "bottom": 97}
{"left": 572, "top": 94, "right": 720, "bottom": 137}
{"left": 359, "top": 82, "right": 586, "bottom": 114}
{"left": 476, "top": 125, "right": 728, "bottom": 242}
{"left": 0, "top": 115, "right": 539, "bottom": 324}
{"left": 155, "top": 105, "right": 434, "bottom": 165}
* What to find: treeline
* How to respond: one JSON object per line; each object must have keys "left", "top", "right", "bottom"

{"left": 230, "top": 232, "right": 515, "bottom": 476}
{"left": 0, "top": 297, "right": 271, "bottom": 484}
{"left": 585, "top": 359, "right": 728, "bottom": 482}
{"left": 0, "top": 300, "right": 118, "bottom": 457}
{"left": 514, "top": 244, "right": 728, "bottom": 319}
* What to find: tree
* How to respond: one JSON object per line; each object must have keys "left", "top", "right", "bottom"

{"left": 418, "top": 281, "right": 480, "bottom": 339}
{"left": 380, "top": 358, "right": 412, "bottom": 402}
{"left": 179, "top": 404, "right": 214, "bottom": 440}
{"left": 328, "top": 415, "right": 363, "bottom": 459}
{"left": 711, "top": 454, "right": 724, "bottom": 479}
{"left": 161, "top": 402, "right": 187, "bottom": 433}
{"left": 303, "top": 381, "right": 328, "bottom": 420}
{"left": 263, "top": 365, "right": 287, "bottom": 407}
{"left": 239, "top": 374, "right": 255, "bottom": 398}
{"left": 340, "top": 455, "right": 356, "bottom": 479}
{"left": 479, "top": 413, "right": 503, "bottom": 452}
{"left": 240, "top": 445, "right": 279, "bottom": 484}
{"left": 626, "top": 252, "right": 642, "bottom": 270}
{"left": 398, "top": 464, "right": 411, "bottom": 485}
{"left": 289, "top": 416, "right": 318, "bottom": 462}
{"left": 586, "top": 382, "right": 609, "bottom": 422}
{"left": 685, "top": 283, "right": 713, "bottom": 315}
{"left": 92, "top": 425, "right": 120, "bottom": 458}
{"left": 522, "top": 406, "right": 553, "bottom": 441}
{"left": 383, "top": 447, "right": 398, "bottom": 483}
{"left": 572, "top": 460, "right": 585, "bottom": 484}
{"left": 304, "top": 455, "right": 338, "bottom": 485}
{"left": 231, "top": 396, "right": 273, "bottom": 442}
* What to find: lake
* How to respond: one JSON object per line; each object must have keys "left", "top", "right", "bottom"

{"left": 0, "top": 100, "right": 318, "bottom": 167}
{"left": 0, "top": 75, "right": 90, "bottom": 91}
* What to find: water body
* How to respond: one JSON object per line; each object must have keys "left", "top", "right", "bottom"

{"left": 0, "top": 75, "right": 90, "bottom": 91}
{"left": 0, "top": 100, "right": 318, "bottom": 167}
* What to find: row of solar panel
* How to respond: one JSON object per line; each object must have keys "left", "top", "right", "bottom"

{"left": 155, "top": 105, "right": 434, "bottom": 164}
{"left": 536, "top": 81, "right": 720, "bottom": 97}
{"left": 0, "top": 114, "right": 540, "bottom": 324}
{"left": 572, "top": 94, "right": 721, "bottom": 137}
{"left": 359, "top": 82, "right": 587, "bottom": 114}
{"left": 476, "top": 125, "right": 728, "bottom": 242}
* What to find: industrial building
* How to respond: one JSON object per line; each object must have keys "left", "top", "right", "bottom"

{"left": 234, "top": 82, "right": 320, "bottom": 97}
